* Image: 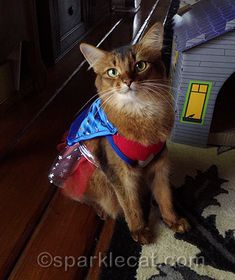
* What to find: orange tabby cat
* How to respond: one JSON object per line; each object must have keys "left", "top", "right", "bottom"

{"left": 63, "top": 23, "right": 190, "bottom": 244}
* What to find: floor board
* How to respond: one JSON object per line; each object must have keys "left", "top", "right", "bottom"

{"left": 8, "top": 192, "right": 102, "bottom": 280}
{"left": 86, "top": 219, "right": 115, "bottom": 280}
{"left": 0, "top": 61, "right": 96, "bottom": 279}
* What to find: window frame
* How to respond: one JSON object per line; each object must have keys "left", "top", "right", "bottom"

{"left": 180, "top": 80, "right": 212, "bottom": 125}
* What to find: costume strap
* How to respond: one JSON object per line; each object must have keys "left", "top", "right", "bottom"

{"left": 106, "top": 135, "right": 137, "bottom": 166}
{"left": 106, "top": 135, "right": 166, "bottom": 167}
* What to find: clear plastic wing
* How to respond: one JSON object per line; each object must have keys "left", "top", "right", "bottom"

{"left": 48, "top": 142, "right": 99, "bottom": 187}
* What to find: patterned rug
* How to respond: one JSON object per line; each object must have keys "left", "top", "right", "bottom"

{"left": 100, "top": 143, "right": 235, "bottom": 280}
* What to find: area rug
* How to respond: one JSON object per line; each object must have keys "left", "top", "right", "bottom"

{"left": 100, "top": 143, "right": 235, "bottom": 280}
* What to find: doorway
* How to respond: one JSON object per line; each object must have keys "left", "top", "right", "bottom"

{"left": 209, "top": 72, "right": 235, "bottom": 146}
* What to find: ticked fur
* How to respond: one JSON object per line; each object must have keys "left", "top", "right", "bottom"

{"left": 63, "top": 23, "right": 190, "bottom": 244}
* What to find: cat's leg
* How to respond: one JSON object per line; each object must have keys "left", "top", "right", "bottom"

{"left": 87, "top": 168, "right": 121, "bottom": 220}
{"left": 151, "top": 152, "right": 190, "bottom": 233}
{"left": 89, "top": 169, "right": 150, "bottom": 238}
{"left": 63, "top": 166, "right": 121, "bottom": 219}
{"left": 110, "top": 172, "right": 154, "bottom": 245}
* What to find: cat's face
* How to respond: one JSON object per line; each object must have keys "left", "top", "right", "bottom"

{"left": 80, "top": 23, "right": 171, "bottom": 114}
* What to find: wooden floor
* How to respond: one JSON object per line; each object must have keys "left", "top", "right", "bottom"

{"left": 0, "top": 1, "right": 170, "bottom": 279}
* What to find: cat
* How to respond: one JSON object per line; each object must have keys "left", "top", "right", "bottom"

{"left": 62, "top": 23, "right": 190, "bottom": 244}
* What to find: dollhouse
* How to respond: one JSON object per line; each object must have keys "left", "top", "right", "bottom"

{"left": 171, "top": 0, "right": 235, "bottom": 146}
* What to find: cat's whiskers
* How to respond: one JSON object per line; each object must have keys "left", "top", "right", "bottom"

{"left": 141, "top": 81, "right": 179, "bottom": 107}
{"left": 140, "top": 81, "right": 178, "bottom": 99}
{"left": 94, "top": 80, "right": 175, "bottom": 117}
{"left": 143, "top": 85, "right": 174, "bottom": 107}
{"left": 144, "top": 85, "right": 178, "bottom": 112}
{"left": 138, "top": 81, "right": 177, "bottom": 105}
{"left": 134, "top": 81, "right": 164, "bottom": 102}
{"left": 139, "top": 84, "right": 175, "bottom": 112}
{"left": 94, "top": 86, "right": 123, "bottom": 116}
{"left": 101, "top": 94, "right": 115, "bottom": 112}
{"left": 141, "top": 79, "right": 178, "bottom": 90}
{"left": 109, "top": 90, "right": 152, "bottom": 114}
{"left": 140, "top": 83, "right": 172, "bottom": 99}
{"left": 139, "top": 81, "right": 174, "bottom": 95}
{"left": 136, "top": 82, "right": 174, "bottom": 114}
{"left": 75, "top": 89, "right": 115, "bottom": 116}
{"left": 101, "top": 86, "right": 133, "bottom": 112}
{"left": 75, "top": 93, "right": 101, "bottom": 116}
{"left": 137, "top": 89, "right": 164, "bottom": 114}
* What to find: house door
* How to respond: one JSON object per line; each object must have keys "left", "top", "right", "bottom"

{"left": 209, "top": 72, "right": 235, "bottom": 146}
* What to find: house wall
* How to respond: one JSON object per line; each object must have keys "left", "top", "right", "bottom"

{"left": 171, "top": 31, "right": 235, "bottom": 146}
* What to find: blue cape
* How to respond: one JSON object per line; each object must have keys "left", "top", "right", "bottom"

{"left": 67, "top": 99, "right": 117, "bottom": 146}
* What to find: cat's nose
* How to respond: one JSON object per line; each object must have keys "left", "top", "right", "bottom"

{"left": 123, "top": 79, "right": 133, "bottom": 87}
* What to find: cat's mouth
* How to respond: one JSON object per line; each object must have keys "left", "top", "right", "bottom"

{"left": 118, "top": 89, "right": 137, "bottom": 103}
{"left": 119, "top": 83, "right": 136, "bottom": 95}
{"left": 114, "top": 86, "right": 136, "bottom": 103}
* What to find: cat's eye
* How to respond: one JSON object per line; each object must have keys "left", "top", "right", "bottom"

{"left": 135, "top": 61, "right": 147, "bottom": 72}
{"left": 107, "top": 68, "right": 119, "bottom": 78}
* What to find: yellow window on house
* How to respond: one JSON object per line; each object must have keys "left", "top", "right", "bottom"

{"left": 181, "top": 81, "right": 212, "bottom": 124}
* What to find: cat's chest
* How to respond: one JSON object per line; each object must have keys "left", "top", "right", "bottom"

{"left": 105, "top": 105, "right": 165, "bottom": 144}
{"left": 115, "top": 116, "right": 161, "bottom": 144}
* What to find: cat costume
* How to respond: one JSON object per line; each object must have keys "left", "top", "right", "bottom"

{"left": 49, "top": 98, "right": 165, "bottom": 196}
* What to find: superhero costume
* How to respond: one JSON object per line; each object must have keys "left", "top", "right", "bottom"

{"left": 49, "top": 98, "right": 165, "bottom": 196}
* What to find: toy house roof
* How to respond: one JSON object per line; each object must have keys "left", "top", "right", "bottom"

{"left": 174, "top": 0, "right": 235, "bottom": 52}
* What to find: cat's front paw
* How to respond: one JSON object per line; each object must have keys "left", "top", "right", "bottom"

{"left": 93, "top": 204, "right": 108, "bottom": 221}
{"left": 131, "top": 227, "right": 155, "bottom": 245}
{"left": 169, "top": 218, "right": 191, "bottom": 233}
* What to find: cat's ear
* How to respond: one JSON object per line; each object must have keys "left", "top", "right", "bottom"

{"left": 139, "top": 22, "right": 164, "bottom": 50}
{"left": 80, "top": 43, "right": 107, "bottom": 67}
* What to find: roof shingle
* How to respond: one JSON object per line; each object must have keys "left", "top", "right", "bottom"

{"left": 174, "top": 0, "right": 235, "bottom": 51}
